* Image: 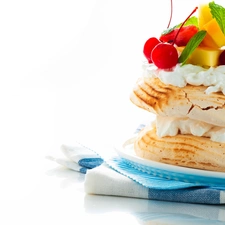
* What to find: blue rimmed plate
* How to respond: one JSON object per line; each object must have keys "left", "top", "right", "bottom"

{"left": 115, "top": 136, "right": 225, "bottom": 188}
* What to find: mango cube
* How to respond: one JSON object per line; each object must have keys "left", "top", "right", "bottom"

{"left": 177, "top": 46, "right": 223, "bottom": 67}
{"left": 198, "top": 4, "right": 213, "bottom": 30}
{"left": 203, "top": 19, "right": 225, "bottom": 48}
{"left": 201, "top": 33, "right": 220, "bottom": 48}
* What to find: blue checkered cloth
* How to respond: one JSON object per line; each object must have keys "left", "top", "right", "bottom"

{"left": 48, "top": 140, "right": 225, "bottom": 204}
{"left": 47, "top": 144, "right": 103, "bottom": 174}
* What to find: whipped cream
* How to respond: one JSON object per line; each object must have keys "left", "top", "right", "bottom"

{"left": 156, "top": 115, "right": 225, "bottom": 143}
{"left": 143, "top": 63, "right": 225, "bottom": 95}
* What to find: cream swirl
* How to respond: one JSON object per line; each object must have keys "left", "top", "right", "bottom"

{"left": 143, "top": 62, "right": 225, "bottom": 95}
{"left": 156, "top": 116, "right": 225, "bottom": 143}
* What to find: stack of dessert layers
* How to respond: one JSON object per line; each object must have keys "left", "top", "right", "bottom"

{"left": 130, "top": 64, "right": 225, "bottom": 172}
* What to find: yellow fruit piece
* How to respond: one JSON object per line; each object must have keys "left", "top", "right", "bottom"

{"left": 198, "top": 4, "right": 213, "bottom": 30}
{"left": 203, "top": 18, "right": 225, "bottom": 48}
{"left": 177, "top": 46, "right": 223, "bottom": 67}
{"left": 200, "top": 33, "right": 219, "bottom": 49}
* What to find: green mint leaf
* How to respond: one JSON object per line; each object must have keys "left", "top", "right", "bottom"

{"left": 178, "top": 30, "right": 207, "bottom": 65}
{"left": 161, "top": 26, "right": 176, "bottom": 36}
{"left": 209, "top": 1, "right": 225, "bottom": 34}
{"left": 176, "top": 16, "right": 199, "bottom": 28}
{"left": 161, "top": 16, "right": 198, "bottom": 35}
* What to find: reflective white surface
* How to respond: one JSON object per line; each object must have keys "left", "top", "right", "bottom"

{"left": 1, "top": 0, "right": 225, "bottom": 224}
{"left": 6, "top": 162, "right": 224, "bottom": 225}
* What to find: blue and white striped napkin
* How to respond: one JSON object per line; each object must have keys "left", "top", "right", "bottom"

{"left": 48, "top": 141, "right": 225, "bottom": 204}
{"left": 47, "top": 144, "right": 103, "bottom": 174}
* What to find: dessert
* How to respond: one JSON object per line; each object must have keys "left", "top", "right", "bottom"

{"left": 130, "top": 1, "right": 225, "bottom": 172}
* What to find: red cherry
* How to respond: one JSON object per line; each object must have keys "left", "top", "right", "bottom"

{"left": 151, "top": 43, "right": 178, "bottom": 69}
{"left": 143, "top": 5, "right": 197, "bottom": 69}
{"left": 219, "top": 51, "right": 225, "bottom": 65}
{"left": 160, "top": 25, "right": 198, "bottom": 46}
{"left": 143, "top": 37, "right": 160, "bottom": 63}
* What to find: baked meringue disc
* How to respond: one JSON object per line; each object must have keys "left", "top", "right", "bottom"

{"left": 130, "top": 76, "right": 225, "bottom": 127}
{"left": 134, "top": 124, "right": 225, "bottom": 172}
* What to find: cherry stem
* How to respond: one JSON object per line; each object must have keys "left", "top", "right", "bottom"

{"left": 172, "top": 6, "right": 198, "bottom": 45}
{"left": 167, "top": 0, "right": 173, "bottom": 29}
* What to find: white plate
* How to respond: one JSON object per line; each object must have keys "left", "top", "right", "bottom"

{"left": 114, "top": 136, "right": 225, "bottom": 187}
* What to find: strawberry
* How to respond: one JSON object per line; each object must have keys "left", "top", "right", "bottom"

{"left": 160, "top": 25, "right": 198, "bottom": 46}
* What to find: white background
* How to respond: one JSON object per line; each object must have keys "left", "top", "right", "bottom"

{"left": 1, "top": 0, "right": 224, "bottom": 223}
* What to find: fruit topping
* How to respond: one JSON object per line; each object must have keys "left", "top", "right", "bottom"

{"left": 219, "top": 51, "right": 225, "bottom": 65}
{"left": 159, "top": 25, "right": 198, "bottom": 46}
{"left": 143, "top": 2, "right": 199, "bottom": 69}
{"left": 178, "top": 46, "right": 223, "bottom": 67}
{"left": 202, "top": 18, "right": 225, "bottom": 48}
{"left": 198, "top": 3, "right": 213, "bottom": 30}
{"left": 151, "top": 43, "right": 178, "bottom": 69}
{"left": 143, "top": 1, "right": 225, "bottom": 69}
{"left": 178, "top": 30, "right": 206, "bottom": 65}
{"left": 143, "top": 37, "right": 160, "bottom": 63}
